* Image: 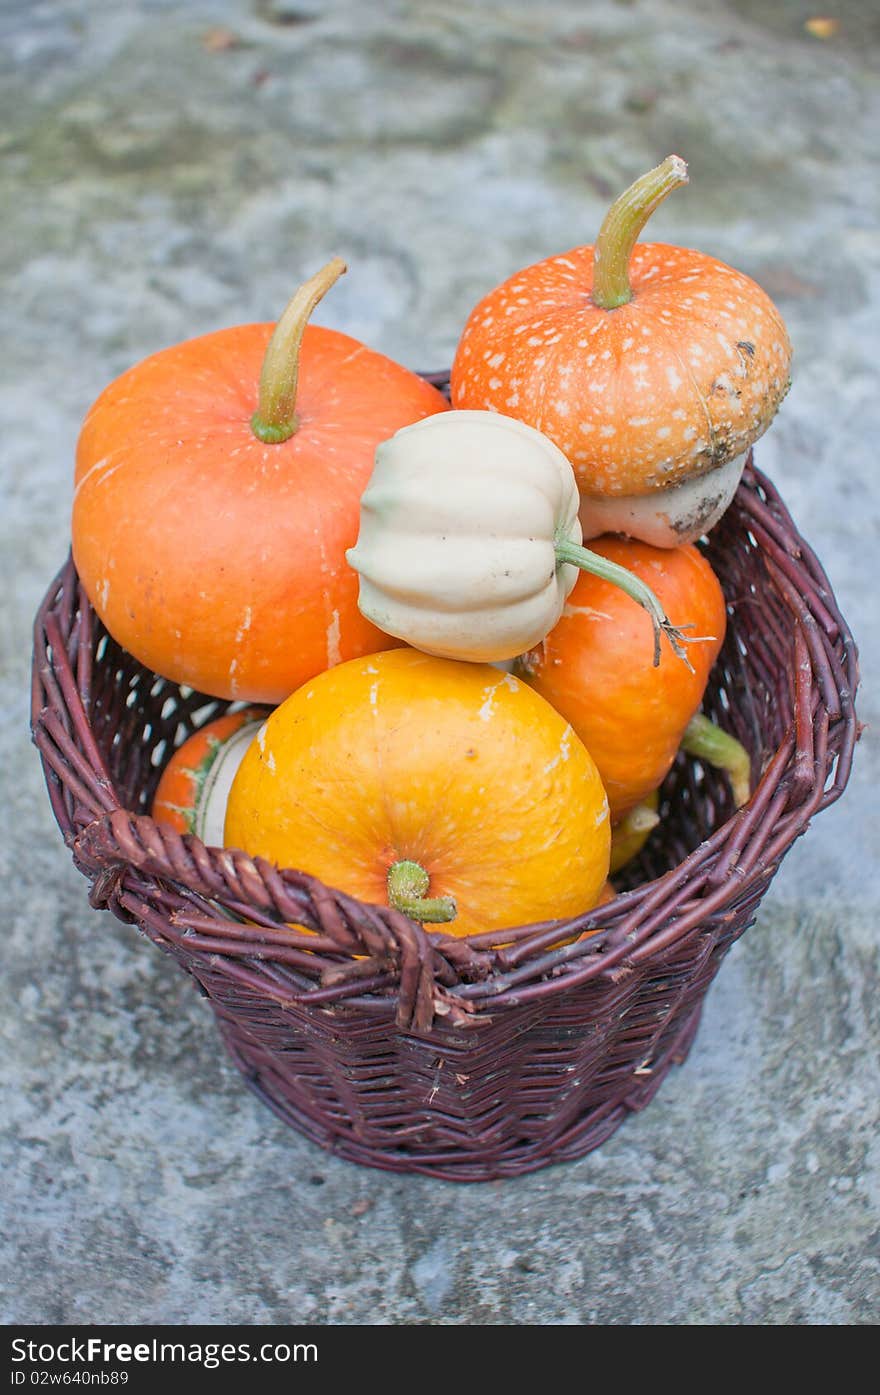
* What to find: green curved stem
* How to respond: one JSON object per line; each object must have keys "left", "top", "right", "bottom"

{"left": 554, "top": 535, "right": 704, "bottom": 669}
{"left": 251, "top": 256, "right": 347, "bottom": 444}
{"left": 681, "top": 713, "right": 752, "bottom": 807}
{"left": 387, "top": 859, "right": 457, "bottom": 924}
{"left": 592, "top": 155, "right": 689, "bottom": 310}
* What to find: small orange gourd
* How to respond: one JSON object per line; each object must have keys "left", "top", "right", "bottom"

{"left": 516, "top": 536, "right": 728, "bottom": 819}
{"left": 73, "top": 259, "right": 448, "bottom": 703}
{"left": 152, "top": 707, "right": 269, "bottom": 845}
{"left": 224, "top": 648, "right": 611, "bottom": 939}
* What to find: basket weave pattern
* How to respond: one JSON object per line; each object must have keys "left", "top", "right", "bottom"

{"left": 31, "top": 455, "right": 859, "bottom": 1181}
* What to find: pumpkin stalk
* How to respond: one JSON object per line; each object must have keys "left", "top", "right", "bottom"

{"left": 681, "top": 712, "right": 751, "bottom": 807}
{"left": 614, "top": 801, "right": 661, "bottom": 841}
{"left": 554, "top": 534, "right": 702, "bottom": 668}
{"left": 609, "top": 799, "right": 661, "bottom": 875}
{"left": 387, "top": 859, "right": 457, "bottom": 924}
{"left": 251, "top": 257, "right": 347, "bottom": 444}
{"left": 591, "top": 155, "right": 689, "bottom": 310}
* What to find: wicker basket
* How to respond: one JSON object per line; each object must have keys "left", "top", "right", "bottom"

{"left": 31, "top": 451, "right": 860, "bottom": 1181}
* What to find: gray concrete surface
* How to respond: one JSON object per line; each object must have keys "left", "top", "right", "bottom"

{"left": 2, "top": 0, "right": 878, "bottom": 1326}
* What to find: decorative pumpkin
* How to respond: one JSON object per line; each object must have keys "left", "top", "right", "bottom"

{"left": 72, "top": 259, "right": 448, "bottom": 704}
{"left": 152, "top": 706, "right": 269, "bottom": 845}
{"left": 224, "top": 648, "right": 611, "bottom": 939}
{"left": 347, "top": 409, "right": 693, "bottom": 667}
{"left": 516, "top": 536, "right": 730, "bottom": 818}
{"left": 450, "top": 156, "right": 792, "bottom": 546}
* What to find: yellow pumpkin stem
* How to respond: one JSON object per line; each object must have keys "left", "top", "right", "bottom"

{"left": 251, "top": 257, "right": 347, "bottom": 444}
{"left": 592, "top": 155, "right": 689, "bottom": 310}
{"left": 387, "top": 859, "right": 457, "bottom": 924}
{"left": 681, "top": 712, "right": 752, "bottom": 807}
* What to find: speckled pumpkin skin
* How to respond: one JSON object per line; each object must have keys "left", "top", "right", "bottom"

{"left": 450, "top": 242, "right": 792, "bottom": 498}
{"left": 224, "top": 648, "right": 611, "bottom": 938}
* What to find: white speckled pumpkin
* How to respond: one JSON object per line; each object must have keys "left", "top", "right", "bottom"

{"left": 450, "top": 156, "right": 792, "bottom": 546}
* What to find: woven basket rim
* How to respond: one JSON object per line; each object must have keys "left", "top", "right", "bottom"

{"left": 31, "top": 456, "right": 861, "bottom": 1034}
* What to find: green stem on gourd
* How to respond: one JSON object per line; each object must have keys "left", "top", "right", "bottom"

{"left": 609, "top": 800, "right": 661, "bottom": 875}
{"left": 591, "top": 155, "right": 689, "bottom": 310}
{"left": 251, "top": 257, "right": 347, "bottom": 444}
{"left": 387, "top": 859, "right": 457, "bottom": 924}
{"left": 554, "top": 535, "right": 702, "bottom": 668}
{"left": 681, "top": 712, "right": 752, "bottom": 807}
{"left": 616, "top": 803, "right": 661, "bottom": 840}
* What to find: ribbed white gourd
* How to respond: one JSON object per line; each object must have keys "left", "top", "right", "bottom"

{"left": 346, "top": 411, "right": 583, "bottom": 663}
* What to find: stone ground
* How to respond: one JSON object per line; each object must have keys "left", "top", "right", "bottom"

{"left": 2, "top": 0, "right": 879, "bottom": 1326}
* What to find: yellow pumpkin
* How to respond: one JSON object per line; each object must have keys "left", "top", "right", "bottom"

{"left": 224, "top": 648, "right": 611, "bottom": 938}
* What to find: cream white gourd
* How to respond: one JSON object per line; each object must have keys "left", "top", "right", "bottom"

{"left": 578, "top": 450, "right": 749, "bottom": 550}
{"left": 346, "top": 410, "right": 693, "bottom": 667}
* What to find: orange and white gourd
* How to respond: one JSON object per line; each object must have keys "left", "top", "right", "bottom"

{"left": 450, "top": 157, "right": 792, "bottom": 547}
{"left": 152, "top": 708, "right": 268, "bottom": 845}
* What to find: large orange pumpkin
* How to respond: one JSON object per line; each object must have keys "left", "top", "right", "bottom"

{"left": 516, "top": 536, "right": 728, "bottom": 819}
{"left": 72, "top": 260, "right": 449, "bottom": 703}
{"left": 224, "top": 648, "right": 611, "bottom": 938}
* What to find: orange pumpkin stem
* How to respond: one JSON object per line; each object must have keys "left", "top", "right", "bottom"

{"left": 387, "top": 859, "right": 457, "bottom": 924}
{"left": 251, "top": 256, "right": 347, "bottom": 444}
{"left": 592, "top": 155, "right": 689, "bottom": 310}
{"left": 681, "top": 713, "right": 752, "bottom": 808}
{"left": 554, "top": 534, "right": 702, "bottom": 668}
